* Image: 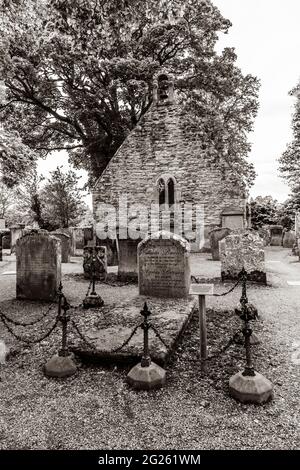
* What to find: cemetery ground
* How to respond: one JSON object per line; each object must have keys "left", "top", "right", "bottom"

{"left": 0, "top": 247, "right": 300, "bottom": 450}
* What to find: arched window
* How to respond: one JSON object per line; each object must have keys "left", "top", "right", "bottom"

{"left": 157, "top": 175, "right": 176, "bottom": 208}
{"left": 158, "top": 178, "right": 166, "bottom": 206}
{"left": 167, "top": 178, "right": 175, "bottom": 207}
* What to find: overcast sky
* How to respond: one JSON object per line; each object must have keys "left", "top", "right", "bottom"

{"left": 214, "top": 0, "right": 300, "bottom": 201}
{"left": 38, "top": 0, "right": 300, "bottom": 203}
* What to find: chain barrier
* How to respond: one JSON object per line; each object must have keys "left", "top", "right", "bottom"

{"left": 0, "top": 313, "right": 60, "bottom": 345}
{"left": 191, "top": 275, "right": 240, "bottom": 297}
{"left": 150, "top": 324, "right": 169, "bottom": 349}
{"left": 0, "top": 303, "right": 56, "bottom": 328}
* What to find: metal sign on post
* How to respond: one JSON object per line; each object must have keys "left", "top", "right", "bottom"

{"left": 189, "top": 283, "right": 214, "bottom": 374}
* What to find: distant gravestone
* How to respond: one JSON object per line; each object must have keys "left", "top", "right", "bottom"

{"left": 282, "top": 231, "right": 296, "bottom": 249}
{"left": 83, "top": 246, "right": 107, "bottom": 280}
{"left": 83, "top": 227, "right": 94, "bottom": 247}
{"left": 59, "top": 228, "right": 77, "bottom": 256}
{"left": 220, "top": 230, "right": 266, "bottom": 284}
{"left": 118, "top": 230, "right": 146, "bottom": 281}
{"left": 0, "top": 229, "right": 10, "bottom": 261}
{"left": 16, "top": 230, "right": 61, "bottom": 301}
{"left": 0, "top": 219, "right": 5, "bottom": 229}
{"left": 269, "top": 225, "right": 283, "bottom": 246}
{"left": 209, "top": 227, "right": 232, "bottom": 261}
{"left": 138, "top": 231, "right": 191, "bottom": 298}
{"left": 51, "top": 232, "right": 71, "bottom": 263}
{"left": 10, "top": 224, "right": 25, "bottom": 253}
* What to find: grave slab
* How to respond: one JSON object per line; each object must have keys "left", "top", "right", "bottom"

{"left": 71, "top": 295, "right": 196, "bottom": 365}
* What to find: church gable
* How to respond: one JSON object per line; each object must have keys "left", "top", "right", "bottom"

{"left": 93, "top": 72, "right": 246, "bottom": 230}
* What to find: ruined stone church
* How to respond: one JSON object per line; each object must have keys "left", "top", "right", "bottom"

{"left": 93, "top": 72, "right": 247, "bottom": 251}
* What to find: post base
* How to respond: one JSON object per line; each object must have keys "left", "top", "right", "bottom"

{"left": 44, "top": 353, "right": 77, "bottom": 378}
{"left": 127, "top": 362, "right": 166, "bottom": 390}
{"left": 229, "top": 370, "right": 273, "bottom": 404}
{"left": 83, "top": 294, "right": 104, "bottom": 309}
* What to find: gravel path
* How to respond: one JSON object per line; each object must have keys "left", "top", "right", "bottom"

{"left": 0, "top": 248, "right": 299, "bottom": 450}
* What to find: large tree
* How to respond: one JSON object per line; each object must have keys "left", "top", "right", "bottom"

{"left": 41, "top": 166, "right": 86, "bottom": 228}
{"left": 0, "top": 0, "right": 259, "bottom": 188}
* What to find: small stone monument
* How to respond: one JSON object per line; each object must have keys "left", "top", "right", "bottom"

{"left": 220, "top": 230, "right": 267, "bottom": 284}
{"left": 269, "top": 225, "right": 283, "bottom": 246}
{"left": 16, "top": 230, "right": 61, "bottom": 301}
{"left": 138, "top": 231, "right": 191, "bottom": 298}
{"left": 118, "top": 229, "right": 146, "bottom": 281}
{"left": 209, "top": 227, "right": 232, "bottom": 261}
{"left": 295, "top": 213, "right": 300, "bottom": 239}
{"left": 51, "top": 231, "right": 71, "bottom": 263}
{"left": 83, "top": 246, "right": 107, "bottom": 280}
{"left": 282, "top": 230, "right": 296, "bottom": 249}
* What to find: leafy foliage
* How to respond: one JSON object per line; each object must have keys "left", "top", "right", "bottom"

{"left": 0, "top": 0, "right": 259, "bottom": 189}
{"left": 41, "top": 166, "right": 86, "bottom": 228}
{"left": 279, "top": 83, "right": 300, "bottom": 189}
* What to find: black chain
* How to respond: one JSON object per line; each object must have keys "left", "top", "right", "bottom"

{"left": 0, "top": 314, "right": 59, "bottom": 345}
{"left": 150, "top": 324, "right": 169, "bottom": 350}
{"left": 191, "top": 276, "right": 240, "bottom": 297}
{"left": 71, "top": 320, "right": 141, "bottom": 354}
{"left": 111, "top": 324, "right": 141, "bottom": 353}
{"left": 0, "top": 304, "right": 55, "bottom": 328}
{"left": 71, "top": 320, "right": 97, "bottom": 350}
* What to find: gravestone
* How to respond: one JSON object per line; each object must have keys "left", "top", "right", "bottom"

{"left": 83, "top": 226, "right": 94, "bottom": 247}
{"left": 138, "top": 231, "right": 191, "bottom": 298}
{"left": 59, "top": 228, "right": 77, "bottom": 256}
{"left": 220, "top": 230, "right": 266, "bottom": 284}
{"left": 2, "top": 233, "right": 10, "bottom": 249}
{"left": 51, "top": 232, "right": 71, "bottom": 263}
{"left": 209, "top": 227, "right": 232, "bottom": 261}
{"left": 16, "top": 230, "right": 61, "bottom": 301}
{"left": 0, "top": 219, "right": 5, "bottom": 229}
{"left": 10, "top": 224, "right": 25, "bottom": 253}
{"left": 118, "top": 230, "right": 146, "bottom": 281}
{"left": 282, "top": 230, "right": 296, "bottom": 249}
{"left": 269, "top": 225, "right": 283, "bottom": 246}
{"left": 83, "top": 246, "right": 107, "bottom": 280}
{"left": 0, "top": 229, "right": 10, "bottom": 261}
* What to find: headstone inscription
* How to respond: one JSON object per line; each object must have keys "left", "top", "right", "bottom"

{"left": 16, "top": 230, "right": 61, "bottom": 301}
{"left": 138, "top": 231, "right": 191, "bottom": 298}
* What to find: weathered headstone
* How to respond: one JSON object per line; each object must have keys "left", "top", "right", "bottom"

{"left": 10, "top": 224, "right": 25, "bottom": 253}
{"left": 0, "top": 219, "right": 5, "bottom": 229}
{"left": 282, "top": 230, "right": 296, "bottom": 249}
{"left": 209, "top": 227, "right": 232, "bottom": 261}
{"left": 220, "top": 230, "right": 267, "bottom": 284}
{"left": 52, "top": 231, "right": 71, "bottom": 262}
{"left": 16, "top": 230, "right": 61, "bottom": 301}
{"left": 59, "top": 228, "right": 77, "bottom": 256}
{"left": 83, "top": 246, "right": 107, "bottom": 280}
{"left": 83, "top": 226, "right": 94, "bottom": 247}
{"left": 138, "top": 231, "right": 191, "bottom": 298}
{"left": 0, "top": 229, "right": 10, "bottom": 261}
{"left": 2, "top": 234, "right": 10, "bottom": 249}
{"left": 118, "top": 230, "right": 146, "bottom": 280}
{"left": 269, "top": 225, "right": 283, "bottom": 246}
